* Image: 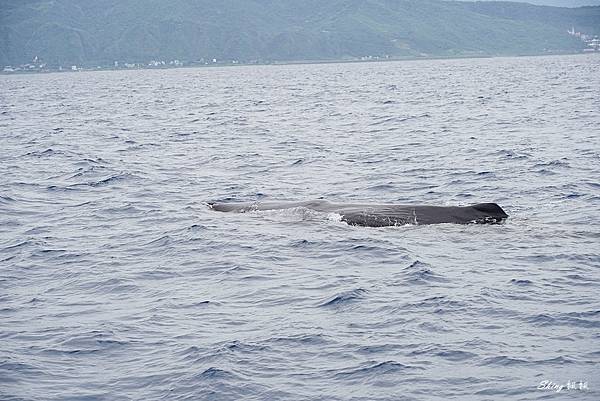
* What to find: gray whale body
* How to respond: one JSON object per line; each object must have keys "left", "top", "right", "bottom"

{"left": 209, "top": 200, "right": 508, "bottom": 227}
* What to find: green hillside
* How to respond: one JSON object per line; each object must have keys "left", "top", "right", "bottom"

{"left": 0, "top": 0, "right": 598, "bottom": 67}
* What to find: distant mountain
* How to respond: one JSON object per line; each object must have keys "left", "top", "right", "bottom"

{"left": 1, "top": 0, "right": 598, "bottom": 67}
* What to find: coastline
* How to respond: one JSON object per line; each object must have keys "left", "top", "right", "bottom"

{"left": 1, "top": 49, "right": 596, "bottom": 77}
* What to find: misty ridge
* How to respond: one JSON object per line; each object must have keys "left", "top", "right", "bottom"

{"left": 1, "top": 0, "right": 599, "bottom": 69}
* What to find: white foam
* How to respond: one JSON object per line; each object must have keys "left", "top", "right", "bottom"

{"left": 326, "top": 212, "right": 343, "bottom": 222}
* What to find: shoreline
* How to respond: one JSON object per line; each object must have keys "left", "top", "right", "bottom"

{"left": 1, "top": 50, "right": 596, "bottom": 77}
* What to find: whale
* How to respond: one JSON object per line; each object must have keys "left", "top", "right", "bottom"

{"left": 208, "top": 200, "right": 508, "bottom": 227}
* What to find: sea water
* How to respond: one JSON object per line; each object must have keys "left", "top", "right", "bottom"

{"left": 1, "top": 54, "right": 599, "bottom": 400}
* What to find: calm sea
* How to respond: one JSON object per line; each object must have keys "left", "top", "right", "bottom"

{"left": 1, "top": 55, "right": 599, "bottom": 401}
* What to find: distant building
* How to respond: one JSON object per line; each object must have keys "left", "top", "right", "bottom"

{"left": 568, "top": 28, "right": 599, "bottom": 52}
{"left": 71, "top": 65, "right": 78, "bottom": 71}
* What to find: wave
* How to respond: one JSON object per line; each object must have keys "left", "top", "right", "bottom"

{"left": 335, "top": 360, "right": 423, "bottom": 380}
{"left": 400, "top": 260, "right": 448, "bottom": 285}
{"left": 318, "top": 288, "right": 367, "bottom": 307}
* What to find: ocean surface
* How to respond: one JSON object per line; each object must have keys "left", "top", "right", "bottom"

{"left": 1, "top": 54, "right": 599, "bottom": 401}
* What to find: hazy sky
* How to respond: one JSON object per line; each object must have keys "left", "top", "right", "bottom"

{"left": 481, "top": 0, "right": 600, "bottom": 6}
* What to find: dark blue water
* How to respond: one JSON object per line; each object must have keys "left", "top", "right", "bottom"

{"left": 1, "top": 54, "right": 599, "bottom": 400}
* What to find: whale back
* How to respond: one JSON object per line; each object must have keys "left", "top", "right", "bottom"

{"left": 209, "top": 200, "right": 508, "bottom": 227}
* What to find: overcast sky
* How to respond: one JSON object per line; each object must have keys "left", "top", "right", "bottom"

{"left": 473, "top": 0, "right": 600, "bottom": 6}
